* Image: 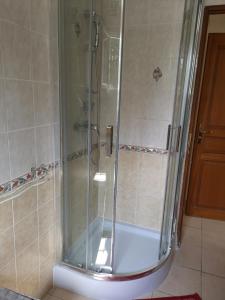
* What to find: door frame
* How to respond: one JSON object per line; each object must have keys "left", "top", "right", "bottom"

{"left": 178, "top": 5, "right": 225, "bottom": 238}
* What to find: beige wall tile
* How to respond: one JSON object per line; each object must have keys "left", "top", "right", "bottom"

{"left": 39, "top": 257, "right": 54, "bottom": 298}
{"left": 13, "top": 185, "right": 37, "bottom": 224}
{"left": 30, "top": 0, "right": 50, "bottom": 35}
{"left": 38, "top": 200, "right": 55, "bottom": 235}
{"left": 0, "top": 0, "right": 30, "bottom": 28}
{"left": 0, "top": 1, "right": 59, "bottom": 297}
{"left": 137, "top": 153, "right": 165, "bottom": 199}
{"left": 31, "top": 34, "right": 49, "bottom": 82}
{"left": 0, "top": 227, "right": 14, "bottom": 269}
{"left": 148, "top": 0, "right": 185, "bottom": 25}
{"left": 0, "top": 79, "right": 7, "bottom": 133}
{"left": 9, "top": 129, "right": 36, "bottom": 178}
{"left": 5, "top": 80, "right": 34, "bottom": 131}
{"left": 120, "top": 1, "right": 183, "bottom": 149}
{"left": 0, "top": 200, "right": 13, "bottom": 232}
{"left": 135, "top": 196, "right": 163, "bottom": 230}
{"left": 124, "top": 0, "right": 149, "bottom": 27}
{"left": 1, "top": 21, "right": 31, "bottom": 80}
{"left": 205, "top": 0, "right": 225, "bottom": 5}
{"left": 0, "top": 133, "right": 10, "bottom": 184}
{"left": 16, "top": 240, "right": 39, "bottom": 282}
{"left": 17, "top": 268, "right": 40, "bottom": 299}
{"left": 33, "top": 82, "right": 53, "bottom": 126}
{"left": 14, "top": 211, "right": 38, "bottom": 255}
{"left": 38, "top": 176, "right": 54, "bottom": 208}
{"left": 36, "top": 125, "right": 54, "bottom": 166}
{"left": 39, "top": 226, "right": 56, "bottom": 265}
{"left": 0, "top": 259, "right": 17, "bottom": 290}
{"left": 116, "top": 151, "right": 167, "bottom": 231}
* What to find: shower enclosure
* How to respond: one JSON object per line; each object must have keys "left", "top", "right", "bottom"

{"left": 55, "top": 0, "right": 203, "bottom": 299}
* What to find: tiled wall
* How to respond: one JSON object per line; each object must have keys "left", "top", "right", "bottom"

{"left": 120, "top": 0, "right": 184, "bottom": 149}
{"left": 116, "top": 0, "right": 185, "bottom": 231}
{"left": 205, "top": 0, "right": 225, "bottom": 5}
{"left": 0, "top": 0, "right": 60, "bottom": 298}
{"left": 117, "top": 151, "right": 168, "bottom": 230}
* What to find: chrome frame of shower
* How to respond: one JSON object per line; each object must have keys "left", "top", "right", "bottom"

{"left": 59, "top": 0, "right": 205, "bottom": 281}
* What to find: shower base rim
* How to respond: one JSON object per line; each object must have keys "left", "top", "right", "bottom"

{"left": 54, "top": 250, "right": 173, "bottom": 300}
{"left": 59, "top": 245, "right": 172, "bottom": 282}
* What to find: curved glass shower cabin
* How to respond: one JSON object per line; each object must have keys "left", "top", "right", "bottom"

{"left": 58, "top": 0, "right": 202, "bottom": 298}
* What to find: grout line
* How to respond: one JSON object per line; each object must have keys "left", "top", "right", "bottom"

{"left": 11, "top": 199, "right": 18, "bottom": 291}
{"left": 202, "top": 271, "right": 225, "bottom": 280}
{"left": 0, "top": 17, "right": 51, "bottom": 38}
{"left": 0, "top": 76, "right": 50, "bottom": 84}
{"left": 7, "top": 123, "right": 54, "bottom": 134}
{"left": 37, "top": 175, "right": 42, "bottom": 294}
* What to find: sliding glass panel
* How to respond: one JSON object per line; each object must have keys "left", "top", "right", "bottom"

{"left": 60, "top": 0, "right": 124, "bottom": 274}
{"left": 87, "top": 0, "right": 124, "bottom": 273}
{"left": 159, "top": 0, "right": 203, "bottom": 258}
{"left": 60, "top": 0, "right": 93, "bottom": 269}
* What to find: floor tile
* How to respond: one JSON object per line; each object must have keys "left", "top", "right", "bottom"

{"left": 151, "top": 291, "right": 172, "bottom": 298}
{"left": 181, "top": 226, "right": 201, "bottom": 248}
{"left": 137, "top": 292, "right": 152, "bottom": 299}
{"left": 158, "top": 265, "right": 202, "bottom": 296}
{"left": 48, "top": 288, "right": 90, "bottom": 300}
{"left": 43, "top": 296, "right": 59, "bottom": 300}
{"left": 202, "top": 218, "right": 225, "bottom": 234}
{"left": 174, "top": 243, "right": 201, "bottom": 271}
{"left": 202, "top": 273, "right": 225, "bottom": 300}
{"left": 183, "top": 216, "right": 202, "bottom": 229}
{"left": 202, "top": 231, "right": 225, "bottom": 278}
{"left": 202, "top": 246, "right": 225, "bottom": 278}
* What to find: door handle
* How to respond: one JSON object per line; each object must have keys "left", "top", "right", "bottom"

{"left": 106, "top": 125, "right": 113, "bottom": 157}
{"left": 197, "top": 126, "right": 212, "bottom": 144}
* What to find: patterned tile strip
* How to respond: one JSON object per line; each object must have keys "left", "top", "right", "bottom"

{"left": 0, "top": 162, "right": 59, "bottom": 196}
{"left": 119, "top": 144, "right": 168, "bottom": 154}
{"left": 66, "top": 144, "right": 167, "bottom": 162}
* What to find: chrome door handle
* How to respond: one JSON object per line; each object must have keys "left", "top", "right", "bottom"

{"left": 106, "top": 125, "right": 113, "bottom": 157}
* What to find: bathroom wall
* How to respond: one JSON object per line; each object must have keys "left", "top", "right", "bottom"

{"left": 208, "top": 14, "right": 225, "bottom": 32}
{"left": 205, "top": 0, "right": 225, "bottom": 5}
{"left": 0, "top": 0, "right": 60, "bottom": 298}
{"left": 116, "top": 0, "right": 185, "bottom": 230}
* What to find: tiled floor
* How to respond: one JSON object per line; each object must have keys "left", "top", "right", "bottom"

{"left": 43, "top": 216, "right": 225, "bottom": 300}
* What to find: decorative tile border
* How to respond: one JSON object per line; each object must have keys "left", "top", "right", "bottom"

{"left": 66, "top": 144, "right": 168, "bottom": 163}
{"left": 67, "top": 149, "right": 88, "bottom": 161}
{"left": 119, "top": 144, "right": 168, "bottom": 155}
{"left": 0, "top": 162, "right": 59, "bottom": 196}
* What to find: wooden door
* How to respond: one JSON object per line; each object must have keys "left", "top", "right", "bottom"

{"left": 187, "top": 33, "right": 225, "bottom": 220}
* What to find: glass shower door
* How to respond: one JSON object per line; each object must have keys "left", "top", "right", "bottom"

{"left": 60, "top": 0, "right": 124, "bottom": 274}
{"left": 60, "top": 0, "right": 94, "bottom": 269}
{"left": 159, "top": 0, "right": 203, "bottom": 258}
{"left": 87, "top": 0, "right": 124, "bottom": 273}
